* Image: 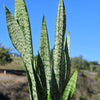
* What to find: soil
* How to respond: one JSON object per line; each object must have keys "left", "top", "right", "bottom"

{"left": 0, "top": 70, "right": 100, "bottom": 100}
{"left": 0, "top": 71, "right": 29, "bottom": 100}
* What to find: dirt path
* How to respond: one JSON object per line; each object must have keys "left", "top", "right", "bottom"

{"left": 0, "top": 73, "right": 29, "bottom": 100}
{"left": 0, "top": 73, "right": 27, "bottom": 86}
{"left": 0, "top": 73, "right": 27, "bottom": 81}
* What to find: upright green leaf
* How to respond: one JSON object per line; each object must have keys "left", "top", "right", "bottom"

{"left": 24, "top": 64, "right": 34, "bottom": 100}
{"left": 40, "top": 16, "right": 51, "bottom": 95}
{"left": 62, "top": 70, "right": 78, "bottom": 100}
{"left": 37, "top": 54, "right": 47, "bottom": 100}
{"left": 59, "top": 51, "right": 66, "bottom": 98}
{"left": 14, "top": 0, "right": 38, "bottom": 99}
{"left": 53, "top": 0, "right": 66, "bottom": 86}
{"left": 65, "top": 32, "right": 71, "bottom": 84}
{"left": 50, "top": 68, "right": 59, "bottom": 100}
{"left": 4, "top": 6, "right": 26, "bottom": 57}
{"left": 47, "top": 87, "right": 51, "bottom": 100}
{"left": 65, "top": 32, "right": 70, "bottom": 57}
{"left": 4, "top": 6, "right": 37, "bottom": 100}
{"left": 33, "top": 62, "right": 47, "bottom": 100}
{"left": 4, "top": 0, "right": 78, "bottom": 99}
{"left": 15, "top": 0, "right": 33, "bottom": 60}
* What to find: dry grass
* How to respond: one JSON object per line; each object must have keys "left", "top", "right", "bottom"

{"left": 0, "top": 57, "right": 25, "bottom": 70}
{"left": 0, "top": 73, "right": 29, "bottom": 100}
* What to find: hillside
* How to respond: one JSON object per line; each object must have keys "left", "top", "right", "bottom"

{"left": 0, "top": 57, "right": 100, "bottom": 100}
{"left": 73, "top": 71, "right": 100, "bottom": 100}
{"left": 0, "top": 57, "right": 25, "bottom": 71}
{"left": 0, "top": 70, "right": 100, "bottom": 100}
{"left": 0, "top": 73, "right": 29, "bottom": 100}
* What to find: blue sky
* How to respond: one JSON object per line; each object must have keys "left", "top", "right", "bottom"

{"left": 0, "top": 0, "right": 100, "bottom": 63}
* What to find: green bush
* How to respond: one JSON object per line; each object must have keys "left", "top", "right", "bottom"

{"left": 0, "top": 44, "right": 12, "bottom": 65}
{"left": 96, "top": 68, "right": 100, "bottom": 84}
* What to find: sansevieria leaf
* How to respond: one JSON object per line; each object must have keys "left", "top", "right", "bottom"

{"left": 4, "top": 6, "right": 37, "bottom": 100}
{"left": 37, "top": 54, "right": 47, "bottom": 100}
{"left": 59, "top": 51, "right": 65, "bottom": 97}
{"left": 14, "top": 0, "right": 37, "bottom": 99}
{"left": 4, "top": 0, "right": 78, "bottom": 99}
{"left": 50, "top": 68, "right": 59, "bottom": 100}
{"left": 24, "top": 64, "right": 33, "bottom": 100}
{"left": 33, "top": 60, "right": 47, "bottom": 100}
{"left": 65, "top": 32, "right": 71, "bottom": 84}
{"left": 4, "top": 6, "right": 26, "bottom": 57}
{"left": 40, "top": 16, "right": 51, "bottom": 96}
{"left": 62, "top": 70, "right": 78, "bottom": 100}
{"left": 53, "top": 0, "right": 66, "bottom": 86}
{"left": 47, "top": 87, "right": 51, "bottom": 100}
{"left": 15, "top": 0, "right": 33, "bottom": 60}
{"left": 65, "top": 32, "right": 70, "bottom": 58}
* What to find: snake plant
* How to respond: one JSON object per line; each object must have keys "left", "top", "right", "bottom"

{"left": 4, "top": 0, "right": 78, "bottom": 100}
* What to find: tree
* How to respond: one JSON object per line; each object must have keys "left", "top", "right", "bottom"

{"left": 89, "top": 61, "right": 99, "bottom": 72}
{"left": 89, "top": 61, "right": 99, "bottom": 65}
{"left": 96, "top": 68, "right": 100, "bottom": 78}
{"left": 96, "top": 68, "right": 100, "bottom": 84}
{"left": 0, "top": 44, "right": 12, "bottom": 65}
{"left": 71, "top": 56, "right": 89, "bottom": 70}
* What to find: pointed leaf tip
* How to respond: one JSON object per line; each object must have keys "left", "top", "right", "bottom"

{"left": 68, "top": 31, "right": 70, "bottom": 35}
{"left": 4, "top": 6, "right": 8, "bottom": 13}
{"left": 3, "top": 5, "right": 6, "bottom": 9}
{"left": 42, "top": 16, "right": 46, "bottom": 23}
{"left": 60, "top": 0, "right": 63, "bottom": 3}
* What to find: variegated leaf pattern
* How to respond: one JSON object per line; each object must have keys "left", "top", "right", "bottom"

{"left": 24, "top": 64, "right": 34, "bottom": 100}
{"left": 50, "top": 68, "right": 59, "bottom": 100}
{"left": 40, "top": 16, "right": 51, "bottom": 95}
{"left": 4, "top": 6, "right": 37, "bottom": 100}
{"left": 53, "top": 0, "right": 66, "bottom": 86}
{"left": 4, "top": 6, "right": 26, "bottom": 55}
{"left": 62, "top": 70, "right": 78, "bottom": 100}
{"left": 15, "top": 0, "right": 33, "bottom": 60}
{"left": 59, "top": 51, "right": 65, "bottom": 98}
{"left": 14, "top": 0, "right": 37, "bottom": 99}
{"left": 64, "top": 51, "right": 67, "bottom": 81}
{"left": 65, "top": 32, "right": 70, "bottom": 57}
{"left": 65, "top": 32, "right": 71, "bottom": 84}
{"left": 37, "top": 54, "right": 47, "bottom": 100}
{"left": 63, "top": 37, "right": 67, "bottom": 74}
{"left": 22, "top": 58, "right": 37, "bottom": 100}
{"left": 4, "top": 0, "right": 78, "bottom": 99}
{"left": 33, "top": 60, "right": 47, "bottom": 100}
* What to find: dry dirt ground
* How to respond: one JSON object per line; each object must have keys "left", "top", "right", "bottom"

{"left": 0, "top": 72, "right": 29, "bottom": 100}
{"left": 0, "top": 71, "right": 100, "bottom": 100}
{"left": 73, "top": 71, "right": 100, "bottom": 100}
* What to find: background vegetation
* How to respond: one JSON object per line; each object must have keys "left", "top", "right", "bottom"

{"left": 0, "top": 47, "right": 100, "bottom": 100}
{"left": 0, "top": 44, "right": 12, "bottom": 66}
